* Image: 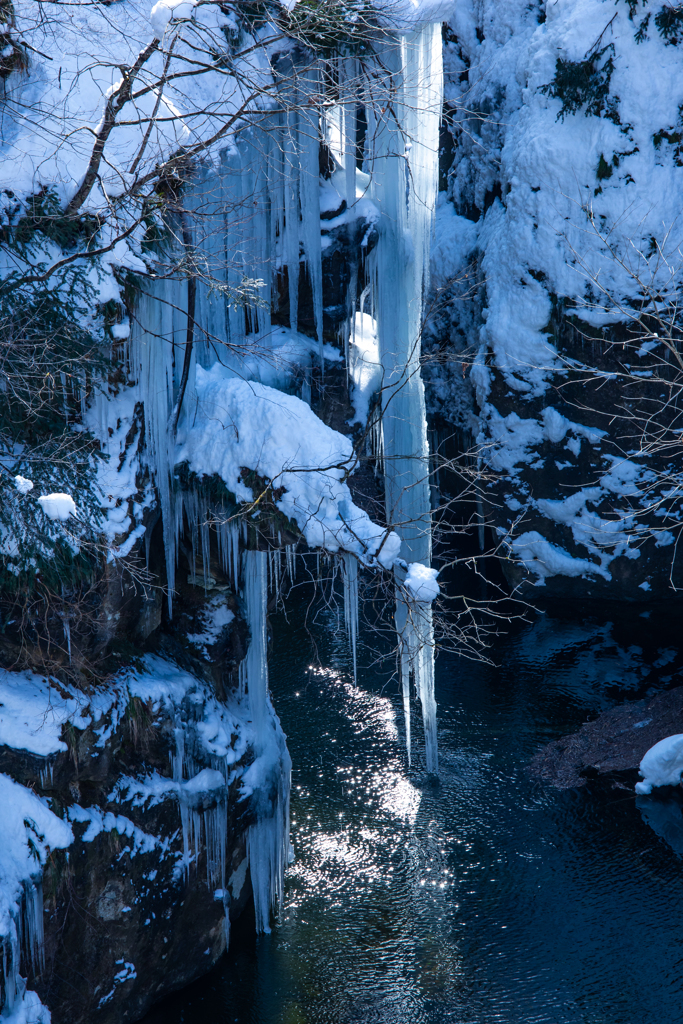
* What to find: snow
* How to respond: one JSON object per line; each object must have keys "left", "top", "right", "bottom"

{"left": 2, "top": 1, "right": 247, "bottom": 212}
{"left": 37, "top": 494, "right": 77, "bottom": 522}
{"left": 0, "top": 669, "right": 90, "bottom": 757}
{"left": 150, "top": 0, "right": 197, "bottom": 37}
{"left": 437, "top": 0, "right": 683, "bottom": 580}
{"left": 0, "top": 774, "right": 72, "bottom": 1017}
{"left": 13, "top": 477, "right": 33, "bottom": 496}
{"left": 348, "top": 312, "right": 382, "bottom": 425}
{"left": 98, "top": 960, "right": 137, "bottom": 1008}
{"left": 636, "top": 735, "right": 683, "bottom": 795}
{"left": 187, "top": 597, "right": 235, "bottom": 660}
{"left": 404, "top": 563, "right": 440, "bottom": 603}
{"left": 84, "top": 386, "right": 156, "bottom": 562}
{"left": 482, "top": 407, "right": 605, "bottom": 476}
{"left": 227, "top": 327, "right": 341, "bottom": 391}
{"left": 68, "top": 806, "right": 164, "bottom": 856}
{"left": 177, "top": 366, "right": 402, "bottom": 570}
{"left": 181, "top": 768, "right": 226, "bottom": 796}
{"left": 510, "top": 531, "right": 607, "bottom": 585}
{"left": 430, "top": 194, "right": 478, "bottom": 292}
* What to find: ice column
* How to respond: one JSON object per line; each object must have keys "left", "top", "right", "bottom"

{"left": 366, "top": 24, "right": 443, "bottom": 772}
{"left": 298, "top": 64, "right": 324, "bottom": 365}
{"left": 341, "top": 552, "right": 359, "bottom": 684}
{"left": 128, "top": 278, "right": 182, "bottom": 614}
{"left": 243, "top": 550, "right": 292, "bottom": 934}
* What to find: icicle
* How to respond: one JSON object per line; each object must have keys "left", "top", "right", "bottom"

{"left": 365, "top": 24, "right": 443, "bottom": 773}
{"left": 128, "top": 273, "right": 183, "bottom": 615}
{"left": 242, "top": 549, "right": 292, "bottom": 934}
{"left": 200, "top": 505, "right": 211, "bottom": 591}
{"left": 217, "top": 518, "right": 240, "bottom": 590}
{"left": 243, "top": 550, "right": 268, "bottom": 736}
{"left": 1, "top": 877, "right": 46, "bottom": 1016}
{"left": 173, "top": 723, "right": 201, "bottom": 882}
{"left": 22, "top": 880, "right": 44, "bottom": 975}
{"left": 299, "top": 64, "right": 324, "bottom": 367}
{"left": 343, "top": 58, "right": 357, "bottom": 212}
{"left": 62, "top": 617, "right": 71, "bottom": 662}
{"left": 204, "top": 796, "right": 230, "bottom": 947}
{"left": 282, "top": 78, "right": 300, "bottom": 334}
{"left": 341, "top": 552, "right": 358, "bottom": 685}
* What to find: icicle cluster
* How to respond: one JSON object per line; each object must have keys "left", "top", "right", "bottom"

{"left": 127, "top": 21, "right": 444, "bottom": 833}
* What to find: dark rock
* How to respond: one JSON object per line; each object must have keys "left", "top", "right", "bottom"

{"left": 1, "top": 638, "right": 257, "bottom": 1024}
{"left": 529, "top": 686, "right": 683, "bottom": 789}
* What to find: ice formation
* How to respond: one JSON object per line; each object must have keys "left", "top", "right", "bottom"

{"left": 177, "top": 368, "right": 402, "bottom": 569}
{"left": 120, "top": 16, "right": 445, "bottom": 772}
{"left": 365, "top": 24, "right": 444, "bottom": 772}
{"left": 242, "top": 551, "right": 292, "bottom": 934}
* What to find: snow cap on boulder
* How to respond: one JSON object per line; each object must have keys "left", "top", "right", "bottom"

{"left": 635, "top": 734, "right": 683, "bottom": 795}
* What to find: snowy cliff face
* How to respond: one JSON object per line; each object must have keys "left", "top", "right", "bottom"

{"left": 434, "top": 0, "right": 683, "bottom": 599}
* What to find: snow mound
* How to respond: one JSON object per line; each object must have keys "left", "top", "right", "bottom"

{"left": 37, "top": 494, "right": 77, "bottom": 522}
{"left": 177, "top": 366, "right": 401, "bottom": 569}
{"left": 510, "top": 532, "right": 607, "bottom": 584}
{"left": 636, "top": 734, "right": 683, "bottom": 795}
{"left": 150, "top": 0, "right": 197, "bottom": 37}
{"left": 404, "top": 563, "right": 440, "bottom": 602}
{"left": 0, "top": 669, "right": 90, "bottom": 757}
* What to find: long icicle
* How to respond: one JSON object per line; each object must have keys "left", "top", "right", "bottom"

{"left": 243, "top": 550, "right": 292, "bottom": 934}
{"left": 366, "top": 24, "right": 443, "bottom": 773}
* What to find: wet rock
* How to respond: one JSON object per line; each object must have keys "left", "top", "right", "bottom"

{"left": 529, "top": 686, "right": 683, "bottom": 789}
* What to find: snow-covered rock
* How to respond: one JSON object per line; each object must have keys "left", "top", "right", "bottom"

{"left": 434, "top": 0, "right": 683, "bottom": 600}
{"left": 177, "top": 365, "right": 402, "bottom": 570}
{"left": 0, "top": 652, "right": 283, "bottom": 1023}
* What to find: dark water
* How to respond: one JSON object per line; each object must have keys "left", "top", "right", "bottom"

{"left": 145, "top": 598, "right": 683, "bottom": 1024}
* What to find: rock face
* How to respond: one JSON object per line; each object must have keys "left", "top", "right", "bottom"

{"left": 430, "top": 0, "right": 683, "bottom": 604}
{"left": 33, "top": 685, "right": 252, "bottom": 1024}
{"left": 0, "top": 586, "right": 278, "bottom": 1024}
{"left": 530, "top": 686, "right": 683, "bottom": 790}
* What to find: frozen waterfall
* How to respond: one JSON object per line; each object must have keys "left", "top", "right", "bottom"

{"left": 127, "top": 17, "right": 444, "bottom": 817}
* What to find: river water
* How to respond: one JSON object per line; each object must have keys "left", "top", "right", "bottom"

{"left": 144, "top": 593, "right": 683, "bottom": 1024}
